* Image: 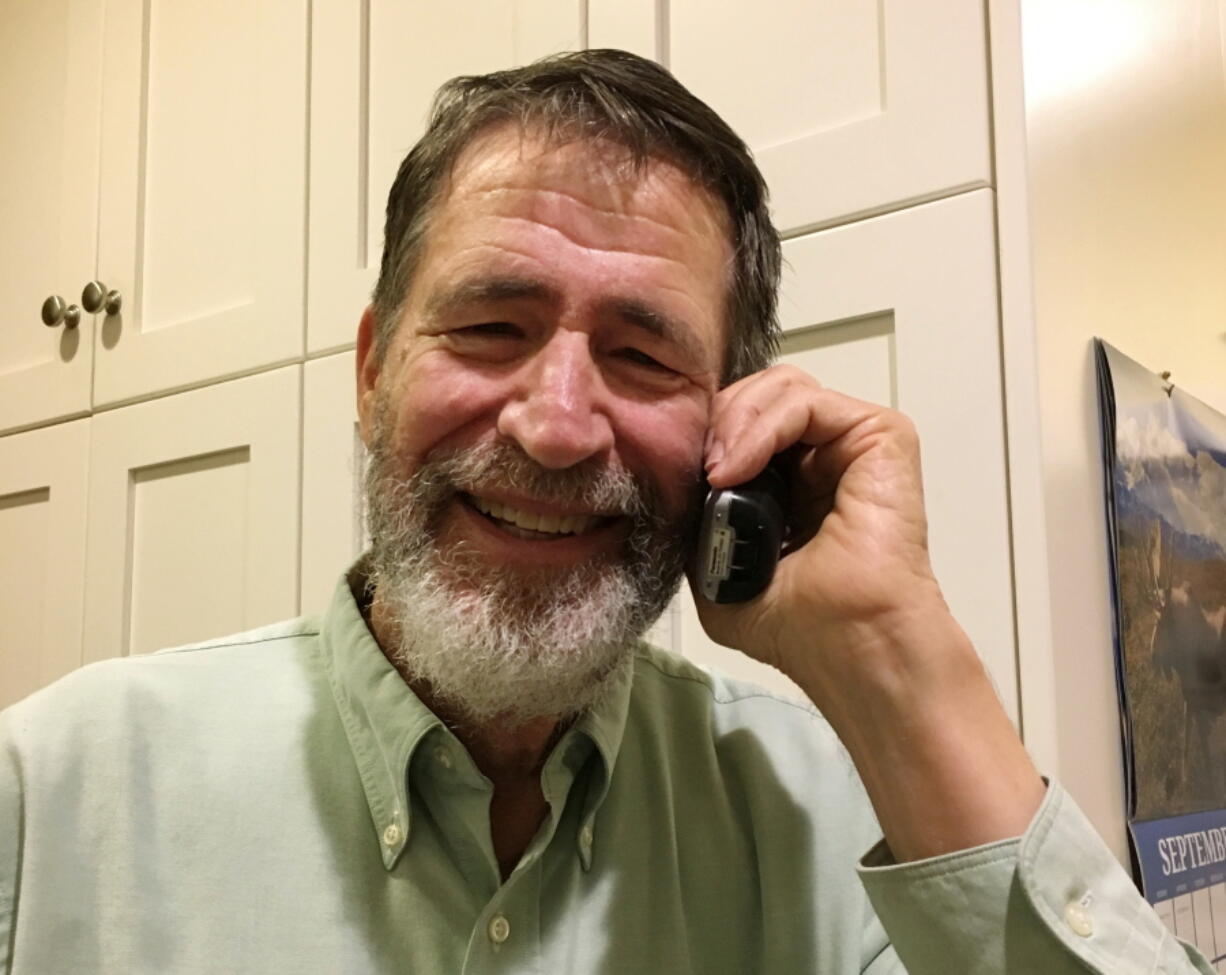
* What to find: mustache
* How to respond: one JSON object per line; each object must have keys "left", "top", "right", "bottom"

{"left": 366, "top": 433, "right": 709, "bottom": 565}
{"left": 408, "top": 441, "right": 654, "bottom": 521}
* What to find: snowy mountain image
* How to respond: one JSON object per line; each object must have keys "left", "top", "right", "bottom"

{"left": 1098, "top": 341, "right": 1226, "bottom": 821}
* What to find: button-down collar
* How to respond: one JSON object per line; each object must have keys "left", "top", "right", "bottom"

{"left": 316, "top": 560, "right": 635, "bottom": 871}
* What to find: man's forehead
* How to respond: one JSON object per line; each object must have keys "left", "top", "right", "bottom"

{"left": 395, "top": 123, "right": 733, "bottom": 376}
{"left": 440, "top": 123, "right": 730, "bottom": 235}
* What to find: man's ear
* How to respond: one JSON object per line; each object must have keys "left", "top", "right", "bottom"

{"left": 356, "top": 306, "right": 382, "bottom": 448}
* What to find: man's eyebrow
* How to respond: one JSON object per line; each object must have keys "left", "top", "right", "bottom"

{"left": 423, "top": 276, "right": 556, "bottom": 321}
{"left": 602, "top": 296, "right": 707, "bottom": 365}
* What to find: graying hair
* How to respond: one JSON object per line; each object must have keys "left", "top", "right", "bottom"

{"left": 371, "top": 48, "right": 781, "bottom": 385}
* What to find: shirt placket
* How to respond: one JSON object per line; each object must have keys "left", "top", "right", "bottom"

{"left": 459, "top": 855, "right": 544, "bottom": 975}
{"left": 450, "top": 733, "right": 598, "bottom": 974}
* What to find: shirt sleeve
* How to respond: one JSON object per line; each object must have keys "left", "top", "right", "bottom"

{"left": 0, "top": 710, "right": 21, "bottom": 974}
{"left": 854, "top": 781, "right": 1215, "bottom": 974}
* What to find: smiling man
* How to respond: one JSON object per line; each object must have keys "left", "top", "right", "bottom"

{"left": 358, "top": 130, "right": 723, "bottom": 733}
{"left": 0, "top": 49, "right": 1213, "bottom": 975}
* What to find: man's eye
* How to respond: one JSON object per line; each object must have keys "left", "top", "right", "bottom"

{"left": 461, "top": 322, "right": 521, "bottom": 338}
{"left": 617, "top": 348, "right": 672, "bottom": 371}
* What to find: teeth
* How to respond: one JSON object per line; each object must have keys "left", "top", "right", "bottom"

{"left": 537, "top": 514, "right": 560, "bottom": 533}
{"left": 470, "top": 496, "right": 597, "bottom": 535}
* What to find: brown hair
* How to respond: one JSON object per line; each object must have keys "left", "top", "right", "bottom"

{"left": 371, "top": 48, "right": 781, "bottom": 384}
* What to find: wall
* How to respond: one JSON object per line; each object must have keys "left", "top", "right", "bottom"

{"left": 1020, "top": 0, "right": 1226, "bottom": 861}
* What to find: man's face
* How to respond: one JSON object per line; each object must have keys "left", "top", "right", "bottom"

{"left": 357, "top": 126, "right": 731, "bottom": 721}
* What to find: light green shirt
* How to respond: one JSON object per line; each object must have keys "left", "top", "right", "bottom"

{"left": 0, "top": 566, "right": 1211, "bottom": 973}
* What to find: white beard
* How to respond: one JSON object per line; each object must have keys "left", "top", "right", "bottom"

{"left": 363, "top": 421, "right": 697, "bottom": 725}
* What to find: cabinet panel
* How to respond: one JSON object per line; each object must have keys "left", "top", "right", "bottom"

{"left": 83, "top": 367, "right": 301, "bottom": 661}
{"left": 587, "top": 2, "right": 658, "bottom": 59}
{"left": 301, "top": 351, "right": 366, "bottom": 613}
{"left": 0, "top": 0, "right": 102, "bottom": 434}
{"left": 0, "top": 420, "right": 90, "bottom": 708}
{"left": 308, "top": 0, "right": 585, "bottom": 354}
{"left": 673, "top": 190, "right": 1018, "bottom": 722}
{"left": 94, "top": 0, "right": 308, "bottom": 406}
{"left": 589, "top": 0, "right": 991, "bottom": 234}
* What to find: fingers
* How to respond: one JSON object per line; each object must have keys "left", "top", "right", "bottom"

{"left": 705, "top": 365, "right": 817, "bottom": 482}
{"left": 705, "top": 365, "right": 914, "bottom": 488}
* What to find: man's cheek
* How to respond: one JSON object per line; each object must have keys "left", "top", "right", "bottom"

{"left": 402, "top": 352, "right": 503, "bottom": 424}
{"left": 643, "top": 458, "right": 705, "bottom": 532}
{"left": 667, "top": 442, "right": 710, "bottom": 516}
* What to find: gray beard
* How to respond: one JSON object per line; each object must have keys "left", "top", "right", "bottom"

{"left": 363, "top": 427, "right": 699, "bottom": 725}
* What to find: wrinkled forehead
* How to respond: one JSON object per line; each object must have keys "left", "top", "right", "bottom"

{"left": 436, "top": 122, "right": 734, "bottom": 256}
{"left": 385, "top": 122, "right": 735, "bottom": 379}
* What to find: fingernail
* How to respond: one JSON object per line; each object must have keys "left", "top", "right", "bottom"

{"left": 705, "top": 439, "right": 725, "bottom": 470}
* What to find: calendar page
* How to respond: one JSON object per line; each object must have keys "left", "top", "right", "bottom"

{"left": 1133, "top": 812, "right": 1226, "bottom": 971}
{"left": 1096, "top": 340, "right": 1226, "bottom": 971}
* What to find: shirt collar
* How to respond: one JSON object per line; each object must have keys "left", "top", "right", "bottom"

{"left": 316, "top": 557, "right": 636, "bottom": 871}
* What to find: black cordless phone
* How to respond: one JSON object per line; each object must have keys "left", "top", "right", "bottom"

{"left": 695, "top": 458, "right": 790, "bottom": 604}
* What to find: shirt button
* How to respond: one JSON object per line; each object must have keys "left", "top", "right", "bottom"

{"left": 1063, "top": 901, "right": 1094, "bottom": 937}
{"left": 487, "top": 914, "right": 511, "bottom": 944}
{"left": 434, "top": 746, "right": 453, "bottom": 770}
{"left": 382, "top": 823, "right": 401, "bottom": 847}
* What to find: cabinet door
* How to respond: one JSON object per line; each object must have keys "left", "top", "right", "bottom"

{"left": 0, "top": 0, "right": 102, "bottom": 435}
{"left": 301, "top": 351, "right": 365, "bottom": 613}
{"left": 0, "top": 420, "right": 90, "bottom": 708}
{"left": 589, "top": 0, "right": 991, "bottom": 234}
{"left": 82, "top": 367, "right": 301, "bottom": 662}
{"left": 307, "top": 0, "right": 585, "bottom": 353}
{"left": 92, "top": 0, "right": 308, "bottom": 407}
{"left": 672, "top": 190, "right": 1019, "bottom": 723}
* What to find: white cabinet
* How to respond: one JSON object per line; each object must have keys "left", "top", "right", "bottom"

{"left": 673, "top": 190, "right": 1018, "bottom": 721}
{"left": 589, "top": 0, "right": 991, "bottom": 233}
{"left": 83, "top": 367, "right": 302, "bottom": 662}
{"left": 0, "top": 420, "right": 90, "bottom": 709}
{"left": 93, "top": 0, "right": 308, "bottom": 408}
{"left": 301, "top": 351, "right": 365, "bottom": 613}
{"left": 0, "top": 365, "right": 301, "bottom": 699}
{"left": 307, "top": 0, "right": 586, "bottom": 354}
{"left": 0, "top": 0, "right": 309, "bottom": 434}
{"left": 0, "top": 0, "right": 102, "bottom": 435}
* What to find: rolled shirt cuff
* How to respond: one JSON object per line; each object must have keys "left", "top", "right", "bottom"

{"left": 856, "top": 780, "right": 1214, "bottom": 974}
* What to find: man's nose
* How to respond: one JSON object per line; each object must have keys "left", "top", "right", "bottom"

{"left": 496, "top": 332, "right": 614, "bottom": 469}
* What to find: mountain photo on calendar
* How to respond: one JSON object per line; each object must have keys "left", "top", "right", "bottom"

{"left": 1103, "top": 342, "right": 1226, "bottom": 822}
